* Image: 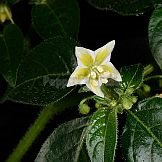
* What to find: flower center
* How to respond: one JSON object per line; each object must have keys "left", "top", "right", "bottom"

{"left": 90, "top": 71, "right": 97, "bottom": 79}
{"left": 97, "top": 66, "right": 104, "bottom": 73}
{"left": 89, "top": 65, "right": 110, "bottom": 86}
{"left": 92, "top": 80, "right": 98, "bottom": 87}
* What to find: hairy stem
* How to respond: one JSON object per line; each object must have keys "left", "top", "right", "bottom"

{"left": 6, "top": 94, "right": 81, "bottom": 162}
{"left": 143, "top": 64, "right": 154, "bottom": 76}
{"left": 144, "top": 75, "right": 162, "bottom": 81}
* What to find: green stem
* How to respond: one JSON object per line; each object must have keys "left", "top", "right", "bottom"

{"left": 6, "top": 94, "right": 81, "bottom": 162}
{"left": 143, "top": 64, "right": 154, "bottom": 76}
{"left": 144, "top": 75, "right": 162, "bottom": 81}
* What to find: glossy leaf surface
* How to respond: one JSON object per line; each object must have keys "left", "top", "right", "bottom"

{"left": 120, "top": 64, "right": 144, "bottom": 91}
{"left": 122, "top": 97, "right": 162, "bottom": 161}
{"left": 86, "top": 108, "right": 117, "bottom": 162}
{"left": 5, "top": 37, "right": 77, "bottom": 105}
{"left": 35, "top": 117, "right": 90, "bottom": 162}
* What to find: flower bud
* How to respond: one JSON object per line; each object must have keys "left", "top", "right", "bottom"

{"left": 131, "top": 96, "right": 137, "bottom": 103}
{"left": 143, "top": 84, "right": 151, "bottom": 93}
{"left": 122, "top": 96, "right": 133, "bottom": 110}
{"left": 79, "top": 103, "right": 90, "bottom": 115}
{"left": 126, "top": 87, "right": 134, "bottom": 95}
{"left": 95, "top": 103, "right": 101, "bottom": 109}
{"left": 110, "top": 99, "right": 117, "bottom": 107}
{"left": 0, "top": 4, "right": 14, "bottom": 23}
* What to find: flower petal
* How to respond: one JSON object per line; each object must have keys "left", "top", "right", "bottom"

{"left": 103, "top": 62, "right": 122, "bottom": 81}
{"left": 95, "top": 40, "right": 115, "bottom": 65}
{"left": 86, "top": 79, "right": 104, "bottom": 97}
{"left": 75, "top": 47, "right": 94, "bottom": 67}
{"left": 67, "top": 67, "right": 89, "bottom": 87}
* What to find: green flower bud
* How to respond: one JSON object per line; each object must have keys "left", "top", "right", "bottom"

{"left": 126, "top": 87, "right": 134, "bottom": 95}
{"left": 122, "top": 96, "right": 133, "bottom": 110}
{"left": 79, "top": 104, "right": 90, "bottom": 115}
{"left": 110, "top": 100, "right": 117, "bottom": 107}
{"left": 131, "top": 96, "right": 137, "bottom": 103}
{"left": 143, "top": 84, "right": 151, "bottom": 93}
{"left": 95, "top": 103, "right": 101, "bottom": 109}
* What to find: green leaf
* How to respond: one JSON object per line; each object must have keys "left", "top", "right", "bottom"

{"left": 35, "top": 117, "right": 90, "bottom": 162}
{"left": 120, "top": 64, "right": 144, "bottom": 91}
{"left": 87, "top": 0, "right": 161, "bottom": 15}
{"left": 0, "top": 24, "right": 24, "bottom": 87}
{"left": 32, "top": 0, "right": 80, "bottom": 39}
{"left": 4, "top": 37, "right": 77, "bottom": 105}
{"left": 86, "top": 108, "right": 117, "bottom": 162}
{"left": 78, "top": 143, "right": 91, "bottom": 162}
{"left": 149, "top": 6, "right": 162, "bottom": 70}
{"left": 122, "top": 97, "right": 162, "bottom": 161}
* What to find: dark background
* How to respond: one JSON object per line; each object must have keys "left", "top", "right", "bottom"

{"left": 0, "top": 0, "right": 154, "bottom": 161}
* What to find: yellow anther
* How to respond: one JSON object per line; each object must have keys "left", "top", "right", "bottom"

{"left": 97, "top": 66, "right": 104, "bottom": 73}
{"left": 103, "top": 71, "right": 111, "bottom": 77}
{"left": 102, "top": 78, "right": 108, "bottom": 84}
{"left": 90, "top": 71, "right": 97, "bottom": 79}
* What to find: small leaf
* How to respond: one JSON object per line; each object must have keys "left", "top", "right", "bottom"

{"left": 122, "top": 97, "right": 162, "bottom": 161}
{"left": 86, "top": 108, "right": 117, "bottom": 162}
{"left": 35, "top": 117, "right": 90, "bottom": 162}
{"left": 87, "top": 0, "right": 161, "bottom": 15}
{"left": 149, "top": 6, "right": 162, "bottom": 70}
{"left": 32, "top": 0, "right": 80, "bottom": 39}
{"left": 0, "top": 24, "right": 24, "bottom": 87}
{"left": 4, "top": 37, "right": 78, "bottom": 105}
{"left": 120, "top": 64, "right": 144, "bottom": 91}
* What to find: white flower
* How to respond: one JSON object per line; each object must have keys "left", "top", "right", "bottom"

{"left": 67, "top": 40, "right": 122, "bottom": 97}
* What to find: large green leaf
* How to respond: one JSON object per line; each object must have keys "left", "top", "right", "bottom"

{"left": 122, "top": 97, "right": 162, "bottom": 161}
{"left": 32, "top": 0, "right": 80, "bottom": 39}
{"left": 120, "top": 64, "right": 144, "bottom": 91}
{"left": 35, "top": 117, "right": 90, "bottom": 162}
{"left": 4, "top": 37, "right": 77, "bottom": 105}
{"left": 86, "top": 108, "right": 117, "bottom": 162}
{"left": 149, "top": 6, "right": 162, "bottom": 70}
{"left": 87, "top": 0, "right": 161, "bottom": 15}
{"left": 0, "top": 24, "right": 24, "bottom": 87}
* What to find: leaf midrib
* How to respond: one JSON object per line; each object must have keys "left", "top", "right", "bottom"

{"left": 104, "top": 109, "right": 117, "bottom": 162}
{"left": 3, "top": 35, "right": 13, "bottom": 83}
{"left": 126, "top": 64, "right": 141, "bottom": 90}
{"left": 127, "top": 109, "right": 162, "bottom": 148}
{"left": 46, "top": 2, "right": 67, "bottom": 36}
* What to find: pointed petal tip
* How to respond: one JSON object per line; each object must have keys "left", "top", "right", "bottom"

{"left": 115, "top": 75, "right": 122, "bottom": 82}
{"left": 66, "top": 82, "right": 72, "bottom": 87}
{"left": 109, "top": 40, "right": 115, "bottom": 45}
